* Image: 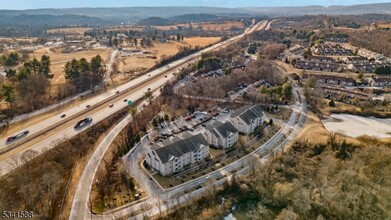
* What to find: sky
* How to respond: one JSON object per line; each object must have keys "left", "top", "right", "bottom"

{"left": 0, "top": 0, "right": 390, "bottom": 10}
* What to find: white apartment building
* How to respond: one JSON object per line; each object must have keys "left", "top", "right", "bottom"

{"left": 230, "top": 105, "right": 264, "bottom": 134}
{"left": 146, "top": 134, "right": 209, "bottom": 176}
{"left": 204, "top": 122, "right": 239, "bottom": 149}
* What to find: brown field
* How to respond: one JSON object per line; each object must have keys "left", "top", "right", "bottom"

{"left": 182, "top": 36, "right": 221, "bottom": 47}
{"left": 318, "top": 99, "right": 361, "bottom": 116}
{"left": 32, "top": 48, "right": 111, "bottom": 85}
{"left": 152, "top": 24, "right": 190, "bottom": 30}
{"left": 105, "top": 26, "right": 144, "bottom": 32}
{"left": 195, "top": 21, "right": 245, "bottom": 31}
{"left": 46, "top": 27, "right": 92, "bottom": 35}
{"left": 332, "top": 26, "right": 367, "bottom": 31}
{"left": 117, "top": 37, "right": 221, "bottom": 75}
{"left": 0, "top": 37, "right": 37, "bottom": 44}
{"left": 378, "top": 23, "right": 391, "bottom": 28}
{"left": 295, "top": 111, "right": 364, "bottom": 146}
{"left": 153, "top": 21, "right": 245, "bottom": 31}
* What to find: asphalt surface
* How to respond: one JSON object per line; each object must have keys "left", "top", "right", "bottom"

{"left": 69, "top": 20, "right": 296, "bottom": 220}
{"left": 5, "top": 50, "right": 119, "bottom": 126}
{"left": 0, "top": 21, "right": 269, "bottom": 177}
{"left": 75, "top": 67, "right": 307, "bottom": 220}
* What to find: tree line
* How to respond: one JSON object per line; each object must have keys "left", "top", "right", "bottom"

{"left": 64, "top": 55, "right": 105, "bottom": 92}
{"left": 1, "top": 55, "right": 52, "bottom": 111}
{"left": 0, "top": 52, "right": 21, "bottom": 66}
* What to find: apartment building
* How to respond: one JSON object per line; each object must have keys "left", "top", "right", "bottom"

{"left": 204, "top": 121, "right": 239, "bottom": 149}
{"left": 230, "top": 105, "right": 264, "bottom": 134}
{"left": 146, "top": 134, "right": 209, "bottom": 176}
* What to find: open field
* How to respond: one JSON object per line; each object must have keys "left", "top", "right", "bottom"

{"left": 46, "top": 27, "right": 92, "bottom": 35}
{"left": 182, "top": 37, "right": 221, "bottom": 47}
{"left": 318, "top": 99, "right": 361, "bottom": 116}
{"left": 323, "top": 113, "right": 391, "bottom": 139}
{"left": 32, "top": 48, "right": 111, "bottom": 85}
{"left": 295, "top": 111, "right": 330, "bottom": 144}
{"left": 117, "top": 37, "right": 220, "bottom": 76}
{"left": 0, "top": 37, "right": 37, "bottom": 44}
{"left": 195, "top": 21, "right": 245, "bottom": 31}
{"left": 377, "top": 23, "right": 391, "bottom": 28}
{"left": 105, "top": 26, "right": 144, "bottom": 32}
{"left": 332, "top": 26, "right": 368, "bottom": 31}
{"left": 153, "top": 21, "right": 245, "bottom": 31}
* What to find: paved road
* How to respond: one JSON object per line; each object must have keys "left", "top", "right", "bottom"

{"left": 68, "top": 20, "right": 270, "bottom": 220}
{"left": 5, "top": 49, "right": 119, "bottom": 126}
{"left": 82, "top": 69, "right": 307, "bottom": 220}
{"left": 69, "top": 93, "right": 158, "bottom": 220}
{"left": 0, "top": 21, "right": 269, "bottom": 177}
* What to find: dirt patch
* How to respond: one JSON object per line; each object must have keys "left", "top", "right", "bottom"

{"left": 153, "top": 21, "right": 245, "bottom": 31}
{"left": 295, "top": 111, "right": 330, "bottom": 145}
{"left": 117, "top": 37, "right": 220, "bottom": 75}
{"left": 183, "top": 37, "right": 221, "bottom": 48}
{"left": 46, "top": 28, "right": 92, "bottom": 35}
{"left": 322, "top": 113, "right": 391, "bottom": 139}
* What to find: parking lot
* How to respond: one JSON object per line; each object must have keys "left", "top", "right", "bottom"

{"left": 153, "top": 109, "right": 231, "bottom": 144}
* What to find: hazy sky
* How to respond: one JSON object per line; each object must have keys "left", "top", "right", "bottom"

{"left": 0, "top": 0, "right": 390, "bottom": 10}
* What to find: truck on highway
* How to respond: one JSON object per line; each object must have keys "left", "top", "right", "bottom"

{"left": 5, "top": 130, "right": 29, "bottom": 144}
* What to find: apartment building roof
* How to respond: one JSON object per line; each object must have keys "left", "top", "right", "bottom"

{"left": 207, "top": 121, "right": 238, "bottom": 138}
{"left": 231, "top": 105, "right": 263, "bottom": 125}
{"left": 154, "top": 134, "right": 208, "bottom": 163}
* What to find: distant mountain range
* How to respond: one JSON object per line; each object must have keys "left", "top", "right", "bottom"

{"left": 0, "top": 3, "right": 390, "bottom": 27}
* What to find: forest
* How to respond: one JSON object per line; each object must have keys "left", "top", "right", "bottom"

{"left": 161, "top": 137, "right": 391, "bottom": 219}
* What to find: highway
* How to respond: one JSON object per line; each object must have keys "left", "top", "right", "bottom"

{"left": 69, "top": 59, "right": 307, "bottom": 219}
{"left": 69, "top": 20, "right": 304, "bottom": 220}
{"left": 5, "top": 49, "right": 119, "bottom": 126}
{"left": 0, "top": 20, "right": 269, "bottom": 177}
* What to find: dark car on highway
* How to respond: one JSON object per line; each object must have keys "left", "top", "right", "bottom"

{"left": 74, "top": 117, "right": 93, "bottom": 129}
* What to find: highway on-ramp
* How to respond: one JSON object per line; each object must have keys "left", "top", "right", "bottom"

{"left": 0, "top": 20, "right": 269, "bottom": 177}
{"left": 69, "top": 20, "right": 292, "bottom": 220}
{"left": 69, "top": 60, "right": 307, "bottom": 219}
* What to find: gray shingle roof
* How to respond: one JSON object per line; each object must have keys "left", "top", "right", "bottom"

{"left": 231, "top": 105, "right": 263, "bottom": 125}
{"left": 154, "top": 134, "right": 208, "bottom": 164}
{"left": 208, "top": 122, "right": 238, "bottom": 138}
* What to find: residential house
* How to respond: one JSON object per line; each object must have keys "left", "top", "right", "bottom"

{"left": 302, "top": 74, "right": 356, "bottom": 86}
{"left": 322, "top": 86, "right": 370, "bottom": 104}
{"left": 230, "top": 105, "right": 264, "bottom": 134}
{"left": 295, "top": 60, "right": 341, "bottom": 72}
{"left": 146, "top": 134, "right": 209, "bottom": 176}
{"left": 204, "top": 122, "right": 239, "bottom": 148}
{"left": 367, "top": 77, "right": 391, "bottom": 87}
{"left": 347, "top": 63, "right": 378, "bottom": 73}
{"left": 342, "top": 56, "right": 369, "bottom": 65}
{"left": 310, "top": 56, "right": 335, "bottom": 63}
{"left": 313, "top": 44, "right": 353, "bottom": 56}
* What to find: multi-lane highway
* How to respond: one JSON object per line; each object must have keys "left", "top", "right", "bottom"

{"left": 69, "top": 20, "right": 306, "bottom": 220}
{"left": 69, "top": 56, "right": 307, "bottom": 219}
{"left": 0, "top": 20, "right": 269, "bottom": 177}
